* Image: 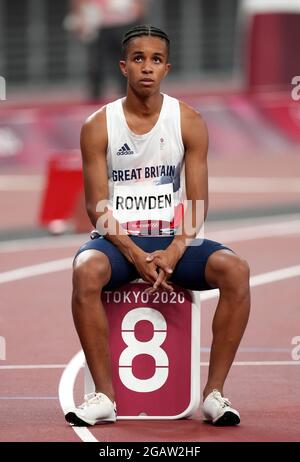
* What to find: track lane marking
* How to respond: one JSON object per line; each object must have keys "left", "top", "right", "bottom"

{"left": 0, "top": 214, "right": 300, "bottom": 253}
{"left": 0, "top": 258, "right": 72, "bottom": 283}
{"left": 58, "top": 263, "right": 300, "bottom": 442}
{"left": 0, "top": 221, "right": 299, "bottom": 440}
{"left": 0, "top": 396, "right": 58, "bottom": 400}
{"left": 201, "top": 264, "right": 300, "bottom": 301}
{"left": 0, "top": 364, "right": 69, "bottom": 369}
{"left": 1, "top": 359, "right": 299, "bottom": 371}
{"left": 58, "top": 350, "right": 97, "bottom": 442}
{"left": 1, "top": 175, "right": 300, "bottom": 192}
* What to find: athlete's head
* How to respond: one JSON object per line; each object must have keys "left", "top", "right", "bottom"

{"left": 120, "top": 25, "right": 171, "bottom": 95}
{"left": 121, "top": 25, "right": 170, "bottom": 60}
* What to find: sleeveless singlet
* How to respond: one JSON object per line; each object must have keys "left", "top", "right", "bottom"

{"left": 105, "top": 93, "right": 185, "bottom": 236}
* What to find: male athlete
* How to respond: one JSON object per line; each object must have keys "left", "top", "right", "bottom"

{"left": 65, "top": 25, "right": 250, "bottom": 427}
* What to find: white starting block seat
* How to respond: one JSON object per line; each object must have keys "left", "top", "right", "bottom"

{"left": 85, "top": 280, "right": 201, "bottom": 419}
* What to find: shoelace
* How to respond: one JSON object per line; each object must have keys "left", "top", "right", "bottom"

{"left": 78, "top": 392, "right": 105, "bottom": 409}
{"left": 211, "top": 390, "right": 232, "bottom": 408}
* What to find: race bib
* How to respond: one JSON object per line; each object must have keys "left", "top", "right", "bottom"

{"left": 113, "top": 183, "right": 174, "bottom": 224}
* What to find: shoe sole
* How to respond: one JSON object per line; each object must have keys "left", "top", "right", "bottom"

{"left": 65, "top": 412, "right": 116, "bottom": 427}
{"left": 213, "top": 411, "right": 240, "bottom": 426}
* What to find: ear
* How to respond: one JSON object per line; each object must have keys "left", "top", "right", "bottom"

{"left": 164, "top": 63, "right": 171, "bottom": 78}
{"left": 119, "top": 60, "right": 127, "bottom": 77}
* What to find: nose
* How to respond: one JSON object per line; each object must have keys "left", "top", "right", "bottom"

{"left": 142, "top": 59, "right": 153, "bottom": 74}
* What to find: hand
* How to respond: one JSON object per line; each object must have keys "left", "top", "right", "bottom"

{"left": 144, "top": 245, "right": 182, "bottom": 294}
{"left": 130, "top": 248, "right": 162, "bottom": 287}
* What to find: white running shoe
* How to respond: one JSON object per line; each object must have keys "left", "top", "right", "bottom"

{"left": 65, "top": 392, "right": 117, "bottom": 426}
{"left": 202, "top": 389, "right": 240, "bottom": 426}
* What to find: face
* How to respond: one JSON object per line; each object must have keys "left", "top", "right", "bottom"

{"left": 120, "top": 36, "right": 171, "bottom": 95}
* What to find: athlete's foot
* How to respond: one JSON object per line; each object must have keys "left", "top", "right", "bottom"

{"left": 202, "top": 389, "right": 240, "bottom": 426}
{"left": 65, "top": 392, "right": 117, "bottom": 426}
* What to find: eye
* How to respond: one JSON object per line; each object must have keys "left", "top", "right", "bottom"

{"left": 134, "top": 56, "right": 143, "bottom": 63}
{"left": 153, "top": 56, "right": 162, "bottom": 63}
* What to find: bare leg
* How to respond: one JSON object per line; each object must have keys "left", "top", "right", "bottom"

{"left": 203, "top": 250, "right": 250, "bottom": 399}
{"left": 72, "top": 249, "right": 115, "bottom": 402}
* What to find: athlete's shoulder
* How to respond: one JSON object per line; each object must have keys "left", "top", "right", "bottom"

{"left": 80, "top": 105, "right": 108, "bottom": 154}
{"left": 179, "top": 100, "right": 206, "bottom": 126}
{"left": 179, "top": 100, "right": 208, "bottom": 144}
{"left": 83, "top": 105, "right": 107, "bottom": 130}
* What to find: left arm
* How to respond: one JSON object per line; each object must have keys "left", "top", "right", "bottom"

{"left": 168, "top": 102, "right": 209, "bottom": 257}
{"left": 145, "top": 103, "right": 209, "bottom": 292}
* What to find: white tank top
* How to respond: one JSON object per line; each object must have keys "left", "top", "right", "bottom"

{"left": 106, "top": 93, "right": 185, "bottom": 236}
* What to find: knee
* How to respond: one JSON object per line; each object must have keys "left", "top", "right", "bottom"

{"left": 207, "top": 251, "right": 250, "bottom": 296}
{"left": 225, "top": 256, "right": 250, "bottom": 285}
{"left": 72, "top": 251, "right": 111, "bottom": 300}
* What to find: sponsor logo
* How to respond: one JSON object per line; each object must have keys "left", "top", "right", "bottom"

{"left": 116, "top": 143, "right": 134, "bottom": 156}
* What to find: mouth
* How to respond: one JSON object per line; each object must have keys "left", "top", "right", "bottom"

{"left": 140, "top": 79, "right": 155, "bottom": 86}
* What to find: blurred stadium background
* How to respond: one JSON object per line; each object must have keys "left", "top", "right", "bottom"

{"left": 0, "top": 0, "right": 299, "bottom": 237}
{"left": 0, "top": 0, "right": 239, "bottom": 98}
{"left": 1, "top": 0, "right": 300, "bottom": 443}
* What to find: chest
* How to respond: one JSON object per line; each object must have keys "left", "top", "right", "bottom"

{"left": 124, "top": 112, "right": 160, "bottom": 136}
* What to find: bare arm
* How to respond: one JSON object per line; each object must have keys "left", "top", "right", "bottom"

{"left": 145, "top": 103, "right": 209, "bottom": 292}
{"left": 80, "top": 109, "right": 141, "bottom": 263}
{"left": 168, "top": 102, "right": 209, "bottom": 258}
{"left": 80, "top": 109, "right": 171, "bottom": 288}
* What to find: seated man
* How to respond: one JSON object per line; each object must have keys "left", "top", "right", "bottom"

{"left": 65, "top": 25, "right": 250, "bottom": 427}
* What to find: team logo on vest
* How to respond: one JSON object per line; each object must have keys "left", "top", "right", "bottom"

{"left": 116, "top": 143, "right": 134, "bottom": 156}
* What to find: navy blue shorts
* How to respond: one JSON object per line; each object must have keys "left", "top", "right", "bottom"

{"left": 74, "top": 235, "right": 233, "bottom": 291}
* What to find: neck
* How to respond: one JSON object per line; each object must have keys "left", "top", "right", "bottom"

{"left": 124, "top": 88, "right": 163, "bottom": 116}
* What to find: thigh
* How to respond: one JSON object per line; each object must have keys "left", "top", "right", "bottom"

{"left": 74, "top": 236, "right": 233, "bottom": 292}
{"left": 74, "top": 235, "right": 139, "bottom": 290}
{"left": 170, "top": 239, "right": 234, "bottom": 291}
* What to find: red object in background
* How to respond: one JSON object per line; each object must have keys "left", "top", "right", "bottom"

{"left": 258, "top": 99, "right": 300, "bottom": 142}
{"left": 248, "top": 13, "right": 281, "bottom": 90}
{"left": 39, "top": 150, "right": 83, "bottom": 229}
{"left": 247, "top": 12, "right": 300, "bottom": 91}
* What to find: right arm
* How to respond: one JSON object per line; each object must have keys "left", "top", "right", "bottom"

{"left": 81, "top": 108, "right": 138, "bottom": 263}
{"left": 80, "top": 109, "right": 171, "bottom": 288}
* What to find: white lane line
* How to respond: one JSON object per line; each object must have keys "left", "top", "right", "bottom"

{"left": 0, "top": 220, "right": 300, "bottom": 284}
{"left": 0, "top": 258, "right": 72, "bottom": 284}
{"left": 0, "top": 235, "right": 88, "bottom": 253}
{"left": 1, "top": 176, "right": 299, "bottom": 193}
{"left": 210, "top": 220, "right": 300, "bottom": 244}
{"left": 58, "top": 262, "right": 300, "bottom": 442}
{"left": 0, "top": 397, "right": 58, "bottom": 400}
{"left": 59, "top": 350, "right": 300, "bottom": 443}
{"left": 0, "top": 217, "right": 297, "bottom": 440}
{"left": 202, "top": 346, "right": 292, "bottom": 352}
{"left": 206, "top": 213, "right": 300, "bottom": 232}
{"left": 1, "top": 214, "right": 299, "bottom": 254}
{"left": 0, "top": 175, "right": 44, "bottom": 191}
{"left": 200, "top": 361, "right": 300, "bottom": 366}
{"left": 58, "top": 350, "right": 97, "bottom": 443}
{"left": 1, "top": 360, "right": 298, "bottom": 371}
{"left": 201, "top": 264, "right": 300, "bottom": 301}
{"left": 0, "top": 256, "right": 299, "bottom": 298}
{"left": 71, "top": 426, "right": 99, "bottom": 442}
{"left": 209, "top": 177, "right": 300, "bottom": 193}
{"left": 0, "top": 364, "right": 67, "bottom": 370}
